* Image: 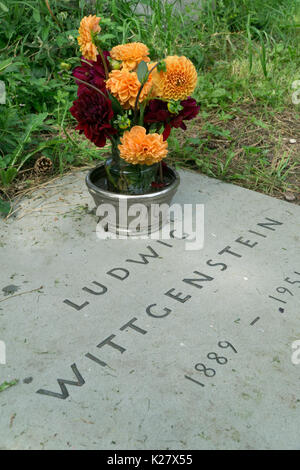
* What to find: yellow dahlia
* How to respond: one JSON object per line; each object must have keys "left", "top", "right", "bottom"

{"left": 152, "top": 55, "right": 197, "bottom": 101}
{"left": 106, "top": 69, "right": 152, "bottom": 109}
{"left": 119, "top": 126, "right": 168, "bottom": 165}
{"left": 77, "top": 15, "right": 101, "bottom": 62}
{"left": 110, "top": 42, "right": 150, "bottom": 71}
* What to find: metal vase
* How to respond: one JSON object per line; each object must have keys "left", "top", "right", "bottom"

{"left": 86, "top": 163, "right": 180, "bottom": 236}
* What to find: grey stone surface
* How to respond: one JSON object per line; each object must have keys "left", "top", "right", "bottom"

{"left": 134, "top": 0, "right": 206, "bottom": 18}
{"left": 0, "top": 169, "right": 300, "bottom": 450}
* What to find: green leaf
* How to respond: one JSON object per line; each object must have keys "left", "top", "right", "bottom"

{"left": 107, "top": 92, "right": 123, "bottom": 115}
{"left": 0, "top": 379, "right": 18, "bottom": 392}
{"left": 0, "top": 58, "right": 13, "bottom": 73}
{"left": 250, "top": 117, "right": 268, "bottom": 129}
{"left": 32, "top": 8, "right": 40, "bottom": 22}
{"left": 0, "top": 198, "right": 11, "bottom": 216}
{"left": 212, "top": 88, "right": 227, "bottom": 98}
{"left": 137, "top": 60, "right": 148, "bottom": 84}
{"left": 0, "top": 167, "right": 18, "bottom": 186}
{"left": 56, "top": 34, "right": 68, "bottom": 47}
{"left": 99, "top": 33, "right": 115, "bottom": 43}
{"left": 157, "top": 60, "right": 166, "bottom": 72}
{"left": 0, "top": 2, "right": 8, "bottom": 13}
{"left": 10, "top": 112, "right": 48, "bottom": 167}
{"left": 41, "top": 26, "right": 50, "bottom": 42}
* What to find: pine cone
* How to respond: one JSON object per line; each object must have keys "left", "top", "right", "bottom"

{"left": 34, "top": 156, "right": 53, "bottom": 174}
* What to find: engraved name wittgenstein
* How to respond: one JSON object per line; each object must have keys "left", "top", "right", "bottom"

{"left": 35, "top": 216, "right": 285, "bottom": 400}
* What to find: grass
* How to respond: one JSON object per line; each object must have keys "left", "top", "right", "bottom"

{"left": 0, "top": 0, "right": 299, "bottom": 214}
{"left": 168, "top": 107, "right": 299, "bottom": 197}
{"left": 0, "top": 379, "right": 18, "bottom": 392}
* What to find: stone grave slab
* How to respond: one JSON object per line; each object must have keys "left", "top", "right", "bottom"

{"left": 0, "top": 169, "right": 300, "bottom": 450}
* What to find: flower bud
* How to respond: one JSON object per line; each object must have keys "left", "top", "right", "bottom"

{"left": 119, "top": 118, "right": 131, "bottom": 129}
{"left": 167, "top": 100, "right": 183, "bottom": 114}
{"left": 60, "top": 62, "right": 71, "bottom": 71}
{"left": 111, "top": 60, "right": 121, "bottom": 70}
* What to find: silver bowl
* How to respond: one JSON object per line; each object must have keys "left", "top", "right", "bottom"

{"left": 86, "top": 163, "right": 180, "bottom": 236}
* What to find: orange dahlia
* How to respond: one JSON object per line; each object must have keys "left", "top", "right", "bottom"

{"left": 77, "top": 15, "right": 101, "bottom": 62}
{"left": 106, "top": 69, "right": 152, "bottom": 109}
{"left": 110, "top": 42, "right": 150, "bottom": 71}
{"left": 152, "top": 55, "right": 197, "bottom": 101}
{"left": 119, "top": 126, "right": 168, "bottom": 165}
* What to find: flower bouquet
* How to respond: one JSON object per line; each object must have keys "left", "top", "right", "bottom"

{"left": 70, "top": 15, "right": 200, "bottom": 197}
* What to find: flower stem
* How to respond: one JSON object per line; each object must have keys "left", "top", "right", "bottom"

{"left": 139, "top": 102, "right": 146, "bottom": 126}
{"left": 105, "top": 165, "right": 118, "bottom": 189}
{"left": 92, "top": 34, "right": 109, "bottom": 80}
{"left": 98, "top": 48, "right": 109, "bottom": 80}
{"left": 71, "top": 76, "right": 110, "bottom": 102}
{"left": 44, "top": 0, "right": 63, "bottom": 31}
{"left": 159, "top": 162, "right": 163, "bottom": 183}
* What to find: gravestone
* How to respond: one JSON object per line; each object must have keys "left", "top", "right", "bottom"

{"left": 0, "top": 169, "right": 300, "bottom": 450}
{"left": 134, "top": 0, "right": 208, "bottom": 17}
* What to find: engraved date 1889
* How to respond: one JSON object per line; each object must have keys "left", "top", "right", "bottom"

{"left": 184, "top": 341, "right": 238, "bottom": 387}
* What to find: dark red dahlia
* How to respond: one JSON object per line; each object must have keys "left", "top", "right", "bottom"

{"left": 144, "top": 97, "right": 200, "bottom": 140}
{"left": 70, "top": 88, "right": 116, "bottom": 148}
{"left": 73, "top": 52, "right": 110, "bottom": 96}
